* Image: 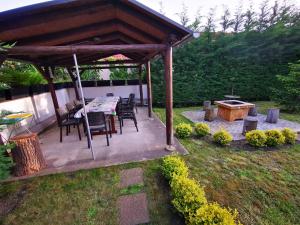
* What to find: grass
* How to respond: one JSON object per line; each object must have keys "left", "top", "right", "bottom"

{"left": 0, "top": 101, "right": 299, "bottom": 225}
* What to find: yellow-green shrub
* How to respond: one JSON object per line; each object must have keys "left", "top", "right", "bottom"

{"left": 281, "top": 128, "right": 297, "bottom": 144}
{"left": 195, "top": 123, "right": 210, "bottom": 137}
{"left": 245, "top": 130, "right": 267, "bottom": 147}
{"left": 170, "top": 175, "right": 207, "bottom": 218}
{"left": 175, "top": 123, "right": 193, "bottom": 138}
{"left": 188, "top": 203, "right": 242, "bottom": 225}
{"left": 161, "top": 155, "right": 189, "bottom": 180}
{"left": 213, "top": 129, "right": 233, "bottom": 146}
{"left": 265, "top": 129, "right": 285, "bottom": 147}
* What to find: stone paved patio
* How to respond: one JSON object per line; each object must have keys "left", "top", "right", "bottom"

{"left": 182, "top": 109, "right": 300, "bottom": 140}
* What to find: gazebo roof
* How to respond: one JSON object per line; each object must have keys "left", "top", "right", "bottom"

{"left": 0, "top": 0, "right": 192, "bottom": 66}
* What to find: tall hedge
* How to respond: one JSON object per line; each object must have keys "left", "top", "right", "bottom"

{"left": 151, "top": 23, "right": 300, "bottom": 107}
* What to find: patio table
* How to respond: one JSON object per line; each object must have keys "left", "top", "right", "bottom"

{"left": 74, "top": 96, "right": 119, "bottom": 134}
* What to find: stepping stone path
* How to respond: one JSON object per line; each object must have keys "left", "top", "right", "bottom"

{"left": 118, "top": 168, "right": 150, "bottom": 225}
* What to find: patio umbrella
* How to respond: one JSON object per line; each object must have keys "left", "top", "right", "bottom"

{"left": 73, "top": 54, "right": 95, "bottom": 160}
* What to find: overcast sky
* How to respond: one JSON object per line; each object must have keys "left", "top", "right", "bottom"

{"left": 0, "top": 0, "right": 299, "bottom": 25}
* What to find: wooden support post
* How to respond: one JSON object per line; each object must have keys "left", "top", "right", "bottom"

{"left": 139, "top": 65, "right": 144, "bottom": 106}
{"left": 146, "top": 61, "right": 152, "bottom": 117}
{"left": 67, "top": 68, "right": 80, "bottom": 100}
{"left": 35, "top": 65, "right": 60, "bottom": 121}
{"left": 164, "top": 45, "right": 174, "bottom": 149}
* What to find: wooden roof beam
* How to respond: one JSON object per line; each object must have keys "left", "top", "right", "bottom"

{"left": 7, "top": 44, "right": 167, "bottom": 56}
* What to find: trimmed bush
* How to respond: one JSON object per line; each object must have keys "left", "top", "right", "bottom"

{"left": 281, "top": 128, "right": 297, "bottom": 144}
{"left": 245, "top": 130, "right": 267, "bottom": 147}
{"left": 175, "top": 123, "right": 193, "bottom": 139}
{"left": 195, "top": 123, "right": 210, "bottom": 137}
{"left": 188, "top": 203, "right": 242, "bottom": 225}
{"left": 265, "top": 129, "right": 285, "bottom": 147}
{"left": 161, "top": 155, "right": 189, "bottom": 180}
{"left": 170, "top": 174, "right": 207, "bottom": 218}
{"left": 213, "top": 129, "right": 233, "bottom": 146}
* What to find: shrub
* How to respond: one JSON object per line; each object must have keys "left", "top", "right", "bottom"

{"left": 281, "top": 128, "right": 297, "bottom": 144}
{"left": 188, "top": 203, "right": 242, "bottom": 225}
{"left": 170, "top": 175, "right": 207, "bottom": 218}
{"left": 195, "top": 123, "right": 210, "bottom": 137}
{"left": 245, "top": 130, "right": 267, "bottom": 147}
{"left": 213, "top": 129, "right": 233, "bottom": 146}
{"left": 161, "top": 155, "right": 189, "bottom": 180}
{"left": 265, "top": 129, "right": 285, "bottom": 147}
{"left": 175, "top": 123, "right": 193, "bottom": 138}
{"left": 0, "top": 144, "right": 14, "bottom": 180}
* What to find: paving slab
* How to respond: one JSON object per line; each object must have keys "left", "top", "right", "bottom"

{"left": 182, "top": 110, "right": 300, "bottom": 141}
{"left": 120, "top": 168, "right": 143, "bottom": 188}
{"left": 118, "top": 193, "right": 150, "bottom": 225}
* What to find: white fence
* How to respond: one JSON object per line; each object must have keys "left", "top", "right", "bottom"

{"left": 0, "top": 85, "right": 147, "bottom": 140}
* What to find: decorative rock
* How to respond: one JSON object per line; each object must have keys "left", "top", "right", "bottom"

{"left": 203, "top": 101, "right": 211, "bottom": 111}
{"left": 204, "top": 108, "right": 215, "bottom": 122}
{"left": 242, "top": 117, "right": 258, "bottom": 135}
{"left": 266, "top": 108, "right": 280, "bottom": 123}
{"left": 248, "top": 107, "right": 257, "bottom": 116}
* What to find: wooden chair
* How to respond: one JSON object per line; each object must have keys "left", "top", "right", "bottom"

{"left": 86, "top": 111, "right": 111, "bottom": 147}
{"left": 56, "top": 107, "right": 81, "bottom": 143}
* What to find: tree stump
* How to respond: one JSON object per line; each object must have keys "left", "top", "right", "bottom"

{"left": 10, "top": 133, "right": 46, "bottom": 177}
{"left": 242, "top": 117, "right": 258, "bottom": 135}
{"left": 266, "top": 108, "right": 280, "bottom": 123}
{"left": 204, "top": 108, "right": 215, "bottom": 122}
{"left": 248, "top": 107, "right": 257, "bottom": 116}
{"left": 203, "top": 101, "right": 211, "bottom": 111}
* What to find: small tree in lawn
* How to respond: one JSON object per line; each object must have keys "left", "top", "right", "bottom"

{"left": 273, "top": 60, "right": 300, "bottom": 112}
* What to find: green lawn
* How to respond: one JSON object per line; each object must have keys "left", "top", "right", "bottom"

{"left": 1, "top": 101, "right": 300, "bottom": 225}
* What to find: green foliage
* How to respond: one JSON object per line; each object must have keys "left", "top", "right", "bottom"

{"left": 161, "top": 155, "right": 189, "bottom": 180}
{"left": 80, "top": 69, "right": 101, "bottom": 81}
{"left": 189, "top": 203, "right": 242, "bottom": 225}
{"left": 265, "top": 129, "right": 285, "bottom": 147}
{"left": 0, "top": 143, "right": 14, "bottom": 180}
{"left": 0, "top": 61, "right": 46, "bottom": 87}
{"left": 109, "top": 67, "right": 139, "bottom": 80}
{"left": 170, "top": 174, "right": 207, "bottom": 219}
{"left": 175, "top": 123, "right": 193, "bottom": 138}
{"left": 120, "top": 184, "right": 143, "bottom": 195}
{"left": 281, "top": 128, "right": 297, "bottom": 145}
{"left": 245, "top": 130, "right": 267, "bottom": 147}
{"left": 151, "top": 23, "right": 300, "bottom": 106}
{"left": 194, "top": 123, "right": 210, "bottom": 137}
{"left": 213, "top": 129, "right": 233, "bottom": 146}
{"left": 272, "top": 61, "right": 300, "bottom": 112}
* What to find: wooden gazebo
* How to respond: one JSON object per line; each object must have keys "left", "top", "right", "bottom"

{"left": 0, "top": 0, "right": 192, "bottom": 150}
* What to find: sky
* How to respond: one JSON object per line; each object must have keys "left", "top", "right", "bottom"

{"left": 0, "top": 0, "right": 299, "bottom": 25}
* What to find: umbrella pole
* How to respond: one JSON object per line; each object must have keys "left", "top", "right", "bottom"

{"left": 73, "top": 54, "right": 95, "bottom": 160}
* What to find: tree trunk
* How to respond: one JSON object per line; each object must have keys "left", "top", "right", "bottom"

{"left": 266, "top": 108, "right": 280, "bottom": 123}
{"left": 204, "top": 108, "right": 215, "bottom": 122}
{"left": 242, "top": 117, "right": 258, "bottom": 135}
{"left": 10, "top": 133, "right": 46, "bottom": 176}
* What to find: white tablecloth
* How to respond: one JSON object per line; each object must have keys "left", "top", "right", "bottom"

{"left": 74, "top": 97, "right": 119, "bottom": 118}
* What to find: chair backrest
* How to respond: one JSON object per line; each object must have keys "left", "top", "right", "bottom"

{"left": 106, "top": 93, "right": 114, "bottom": 97}
{"left": 87, "top": 112, "right": 106, "bottom": 126}
{"left": 56, "top": 107, "right": 68, "bottom": 124}
{"left": 73, "top": 99, "right": 82, "bottom": 106}
{"left": 66, "top": 102, "right": 75, "bottom": 112}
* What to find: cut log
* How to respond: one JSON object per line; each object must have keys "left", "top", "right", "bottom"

{"left": 203, "top": 101, "right": 211, "bottom": 111}
{"left": 266, "top": 108, "right": 280, "bottom": 123}
{"left": 204, "top": 108, "right": 215, "bottom": 122}
{"left": 248, "top": 107, "right": 257, "bottom": 116}
{"left": 242, "top": 117, "right": 258, "bottom": 135}
{"left": 10, "top": 133, "right": 46, "bottom": 177}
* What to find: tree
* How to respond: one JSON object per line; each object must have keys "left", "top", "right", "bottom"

{"left": 269, "top": 0, "right": 279, "bottom": 26}
{"left": 232, "top": 2, "right": 244, "bottom": 32}
{"left": 176, "top": 2, "right": 190, "bottom": 27}
{"left": 203, "top": 7, "right": 216, "bottom": 42}
{"left": 220, "top": 6, "right": 234, "bottom": 32}
{"left": 158, "top": 0, "right": 165, "bottom": 15}
{"left": 257, "top": 0, "right": 270, "bottom": 32}
{"left": 243, "top": 3, "right": 256, "bottom": 31}
{"left": 189, "top": 8, "right": 203, "bottom": 32}
{"left": 272, "top": 60, "right": 300, "bottom": 112}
